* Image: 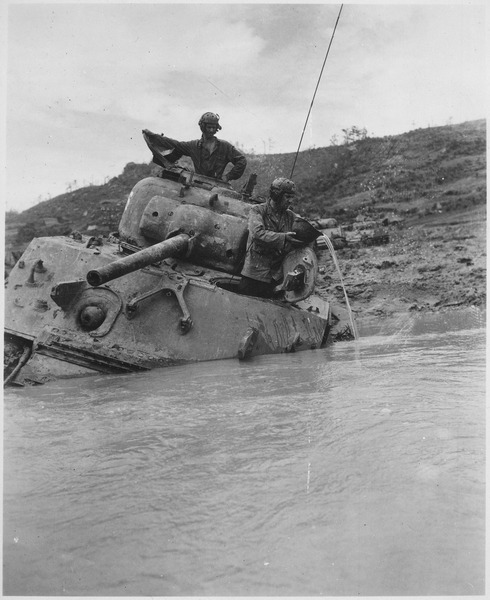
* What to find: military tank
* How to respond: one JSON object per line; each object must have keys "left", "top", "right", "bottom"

{"left": 4, "top": 131, "right": 341, "bottom": 386}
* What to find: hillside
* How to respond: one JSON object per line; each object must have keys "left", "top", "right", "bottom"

{"left": 5, "top": 119, "right": 486, "bottom": 316}
{"left": 7, "top": 119, "right": 485, "bottom": 236}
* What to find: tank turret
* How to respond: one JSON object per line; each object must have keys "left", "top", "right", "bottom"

{"left": 118, "top": 168, "right": 253, "bottom": 273}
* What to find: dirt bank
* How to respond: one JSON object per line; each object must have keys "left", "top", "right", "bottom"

{"left": 316, "top": 207, "right": 486, "bottom": 319}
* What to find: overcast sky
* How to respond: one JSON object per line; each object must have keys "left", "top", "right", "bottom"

{"left": 2, "top": 1, "right": 487, "bottom": 213}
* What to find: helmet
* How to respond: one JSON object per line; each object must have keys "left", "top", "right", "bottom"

{"left": 198, "top": 112, "right": 222, "bottom": 132}
{"left": 270, "top": 177, "right": 296, "bottom": 198}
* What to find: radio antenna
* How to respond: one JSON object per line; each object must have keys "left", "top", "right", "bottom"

{"left": 290, "top": 4, "right": 343, "bottom": 179}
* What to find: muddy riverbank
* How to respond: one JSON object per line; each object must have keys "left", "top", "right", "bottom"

{"left": 316, "top": 207, "right": 486, "bottom": 319}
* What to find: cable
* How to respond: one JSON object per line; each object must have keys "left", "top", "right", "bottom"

{"left": 290, "top": 4, "right": 344, "bottom": 179}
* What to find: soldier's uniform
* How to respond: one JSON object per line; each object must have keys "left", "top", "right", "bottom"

{"left": 156, "top": 136, "right": 246, "bottom": 181}
{"left": 146, "top": 112, "right": 246, "bottom": 181}
{"left": 239, "top": 178, "right": 303, "bottom": 298}
{"left": 241, "top": 201, "right": 298, "bottom": 285}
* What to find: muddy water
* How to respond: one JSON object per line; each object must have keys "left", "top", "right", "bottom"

{"left": 3, "top": 308, "right": 485, "bottom": 596}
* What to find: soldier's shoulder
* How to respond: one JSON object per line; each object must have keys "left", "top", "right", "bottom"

{"left": 219, "top": 138, "right": 243, "bottom": 152}
{"left": 251, "top": 202, "right": 268, "bottom": 215}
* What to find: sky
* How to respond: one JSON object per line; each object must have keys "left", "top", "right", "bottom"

{"left": 1, "top": 1, "right": 487, "bottom": 213}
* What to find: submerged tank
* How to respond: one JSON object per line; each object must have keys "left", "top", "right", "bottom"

{"left": 4, "top": 131, "right": 344, "bottom": 386}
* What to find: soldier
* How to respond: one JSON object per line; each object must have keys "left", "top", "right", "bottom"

{"left": 239, "top": 177, "right": 305, "bottom": 298}
{"left": 143, "top": 112, "right": 246, "bottom": 182}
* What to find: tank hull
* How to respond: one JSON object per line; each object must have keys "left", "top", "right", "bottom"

{"left": 4, "top": 235, "right": 331, "bottom": 385}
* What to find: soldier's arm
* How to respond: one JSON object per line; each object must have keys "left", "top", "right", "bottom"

{"left": 248, "top": 207, "right": 288, "bottom": 250}
{"left": 155, "top": 135, "right": 195, "bottom": 160}
{"left": 224, "top": 145, "right": 247, "bottom": 181}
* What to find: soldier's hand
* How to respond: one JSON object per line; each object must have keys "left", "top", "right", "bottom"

{"left": 285, "top": 232, "right": 303, "bottom": 246}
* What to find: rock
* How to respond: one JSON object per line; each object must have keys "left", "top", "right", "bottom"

{"left": 457, "top": 257, "right": 474, "bottom": 265}
{"left": 375, "top": 260, "right": 397, "bottom": 269}
{"left": 360, "top": 288, "right": 373, "bottom": 299}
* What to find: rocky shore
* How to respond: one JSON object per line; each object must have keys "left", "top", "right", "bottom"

{"left": 316, "top": 206, "right": 486, "bottom": 319}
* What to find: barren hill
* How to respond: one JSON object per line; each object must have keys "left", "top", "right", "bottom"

{"left": 7, "top": 119, "right": 485, "bottom": 238}
{"left": 5, "top": 119, "right": 486, "bottom": 315}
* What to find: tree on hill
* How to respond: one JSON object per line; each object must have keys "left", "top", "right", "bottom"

{"left": 341, "top": 126, "right": 368, "bottom": 145}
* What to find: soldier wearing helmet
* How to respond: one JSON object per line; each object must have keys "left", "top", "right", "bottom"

{"left": 144, "top": 112, "right": 246, "bottom": 183}
{"left": 198, "top": 111, "right": 222, "bottom": 133}
{"left": 239, "top": 177, "right": 305, "bottom": 298}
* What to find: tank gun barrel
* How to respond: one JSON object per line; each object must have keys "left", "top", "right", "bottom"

{"left": 87, "top": 233, "right": 190, "bottom": 287}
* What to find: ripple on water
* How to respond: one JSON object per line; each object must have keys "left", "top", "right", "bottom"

{"left": 2, "top": 320, "right": 485, "bottom": 596}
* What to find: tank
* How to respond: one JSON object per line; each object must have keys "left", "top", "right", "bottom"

{"left": 4, "top": 133, "right": 346, "bottom": 386}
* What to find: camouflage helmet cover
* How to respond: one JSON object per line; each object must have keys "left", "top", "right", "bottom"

{"left": 270, "top": 177, "right": 296, "bottom": 196}
{"left": 198, "top": 112, "right": 222, "bottom": 131}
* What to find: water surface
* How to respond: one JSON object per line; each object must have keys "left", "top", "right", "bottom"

{"left": 3, "top": 309, "right": 486, "bottom": 596}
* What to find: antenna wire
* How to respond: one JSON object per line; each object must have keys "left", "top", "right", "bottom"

{"left": 290, "top": 4, "right": 344, "bottom": 178}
